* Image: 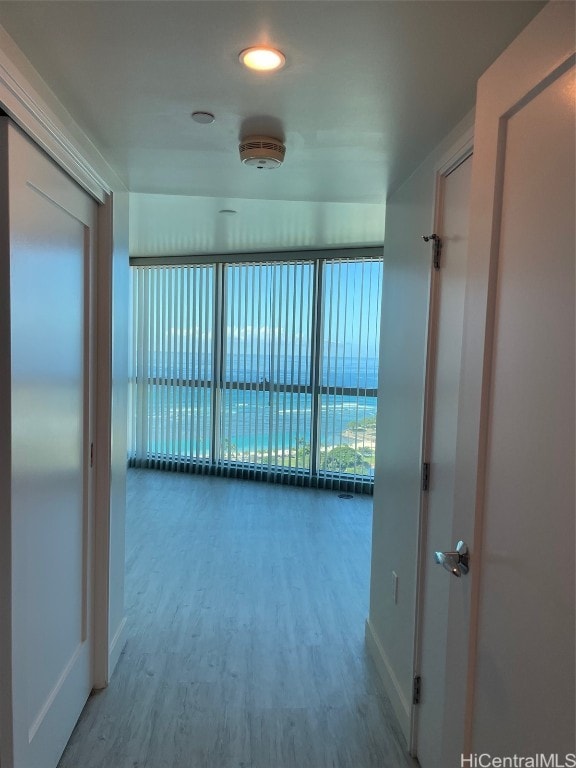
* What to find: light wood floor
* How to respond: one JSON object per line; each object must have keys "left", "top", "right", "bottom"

{"left": 58, "top": 469, "right": 417, "bottom": 768}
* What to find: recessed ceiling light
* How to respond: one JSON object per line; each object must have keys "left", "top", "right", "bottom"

{"left": 191, "top": 111, "right": 215, "bottom": 124}
{"left": 239, "top": 47, "right": 286, "bottom": 72}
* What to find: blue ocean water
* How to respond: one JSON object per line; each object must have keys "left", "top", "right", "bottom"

{"left": 142, "top": 387, "right": 377, "bottom": 458}
{"left": 148, "top": 353, "right": 379, "bottom": 391}
{"left": 134, "top": 354, "right": 379, "bottom": 475}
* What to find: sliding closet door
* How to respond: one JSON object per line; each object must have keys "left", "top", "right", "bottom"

{"left": 0, "top": 120, "right": 97, "bottom": 768}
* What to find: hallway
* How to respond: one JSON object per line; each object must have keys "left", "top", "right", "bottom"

{"left": 58, "top": 470, "right": 416, "bottom": 768}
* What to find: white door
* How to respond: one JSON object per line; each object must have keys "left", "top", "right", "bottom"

{"left": 414, "top": 150, "right": 473, "bottom": 767}
{"left": 460, "top": 5, "right": 575, "bottom": 754}
{"left": 414, "top": 5, "right": 575, "bottom": 762}
{"left": 0, "top": 120, "right": 97, "bottom": 768}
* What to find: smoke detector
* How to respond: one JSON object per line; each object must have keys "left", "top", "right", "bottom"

{"left": 239, "top": 136, "right": 286, "bottom": 169}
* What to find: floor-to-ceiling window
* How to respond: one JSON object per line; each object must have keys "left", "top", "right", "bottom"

{"left": 129, "top": 249, "right": 382, "bottom": 492}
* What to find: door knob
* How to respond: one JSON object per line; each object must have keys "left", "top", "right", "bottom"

{"left": 434, "top": 540, "right": 469, "bottom": 577}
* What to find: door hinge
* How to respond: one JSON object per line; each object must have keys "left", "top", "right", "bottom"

{"left": 422, "top": 462, "right": 430, "bottom": 492}
{"left": 413, "top": 675, "right": 421, "bottom": 705}
{"left": 422, "top": 233, "right": 442, "bottom": 270}
{"left": 90, "top": 442, "right": 94, "bottom": 468}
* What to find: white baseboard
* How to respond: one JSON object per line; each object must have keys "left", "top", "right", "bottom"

{"left": 108, "top": 616, "right": 128, "bottom": 679}
{"left": 365, "top": 617, "right": 412, "bottom": 745}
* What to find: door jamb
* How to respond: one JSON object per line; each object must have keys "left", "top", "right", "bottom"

{"left": 92, "top": 194, "right": 114, "bottom": 688}
{"left": 409, "top": 128, "right": 474, "bottom": 756}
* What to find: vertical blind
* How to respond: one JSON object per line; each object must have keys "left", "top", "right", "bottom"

{"left": 220, "top": 262, "right": 314, "bottom": 479}
{"left": 129, "top": 265, "right": 214, "bottom": 468}
{"left": 129, "top": 255, "right": 382, "bottom": 493}
{"left": 319, "top": 260, "right": 380, "bottom": 487}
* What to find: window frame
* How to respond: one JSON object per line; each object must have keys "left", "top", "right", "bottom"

{"left": 130, "top": 247, "right": 382, "bottom": 493}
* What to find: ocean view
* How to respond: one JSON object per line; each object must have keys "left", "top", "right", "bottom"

{"left": 130, "top": 260, "right": 382, "bottom": 480}
{"left": 132, "top": 359, "right": 378, "bottom": 476}
{"left": 145, "top": 352, "right": 379, "bottom": 391}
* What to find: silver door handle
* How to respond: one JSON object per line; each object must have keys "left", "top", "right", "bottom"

{"left": 434, "top": 540, "right": 469, "bottom": 577}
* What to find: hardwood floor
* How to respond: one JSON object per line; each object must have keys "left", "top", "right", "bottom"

{"left": 58, "top": 469, "right": 416, "bottom": 768}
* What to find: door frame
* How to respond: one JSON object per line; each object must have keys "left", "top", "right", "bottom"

{"left": 410, "top": 128, "right": 474, "bottom": 754}
{"left": 92, "top": 192, "right": 116, "bottom": 689}
{"left": 0, "top": 35, "right": 121, "bottom": 700}
{"left": 411, "top": 4, "right": 575, "bottom": 755}
{"left": 452, "top": 7, "right": 575, "bottom": 754}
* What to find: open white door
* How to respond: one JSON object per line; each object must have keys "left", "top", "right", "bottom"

{"left": 414, "top": 146, "right": 474, "bottom": 767}
{"left": 460, "top": 3, "right": 575, "bottom": 754}
{"left": 0, "top": 120, "right": 97, "bottom": 768}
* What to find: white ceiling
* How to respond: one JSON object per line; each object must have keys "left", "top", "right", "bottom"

{"left": 0, "top": 1, "right": 543, "bottom": 255}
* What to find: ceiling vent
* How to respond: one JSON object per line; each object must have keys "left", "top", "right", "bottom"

{"left": 239, "top": 136, "right": 286, "bottom": 169}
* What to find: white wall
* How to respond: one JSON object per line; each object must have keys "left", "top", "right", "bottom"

{"left": 0, "top": 25, "right": 121, "bottom": 200}
{"left": 108, "top": 191, "right": 129, "bottom": 673}
{"left": 93, "top": 193, "right": 129, "bottom": 687}
{"left": 366, "top": 110, "right": 475, "bottom": 743}
{"left": 129, "top": 192, "right": 385, "bottom": 257}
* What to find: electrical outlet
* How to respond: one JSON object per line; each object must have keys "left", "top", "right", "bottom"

{"left": 392, "top": 571, "right": 398, "bottom": 604}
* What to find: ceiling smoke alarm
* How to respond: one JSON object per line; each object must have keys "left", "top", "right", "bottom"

{"left": 239, "top": 136, "right": 286, "bottom": 169}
